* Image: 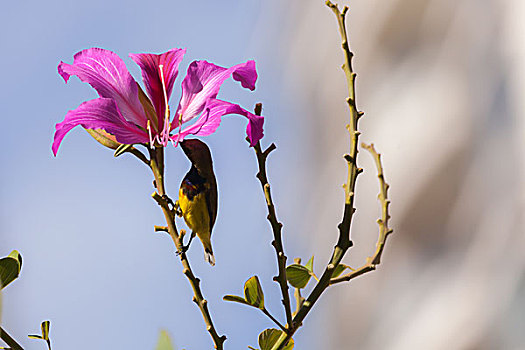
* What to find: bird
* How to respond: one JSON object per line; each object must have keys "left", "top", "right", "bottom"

{"left": 176, "top": 139, "right": 218, "bottom": 266}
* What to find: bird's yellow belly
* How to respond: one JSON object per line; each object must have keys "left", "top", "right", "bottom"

{"left": 178, "top": 188, "right": 210, "bottom": 235}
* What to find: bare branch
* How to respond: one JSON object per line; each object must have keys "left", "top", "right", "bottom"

{"left": 273, "top": 2, "right": 363, "bottom": 348}
{"left": 330, "top": 143, "right": 393, "bottom": 285}
{"left": 0, "top": 326, "right": 24, "bottom": 350}
{"left": 251, "top": 103, "right": 294, "bottom": 330}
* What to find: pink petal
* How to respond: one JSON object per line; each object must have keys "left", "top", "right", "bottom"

{"left": 174, "top": 60, "right": 257, "bottom": 128}
{"left": 129, "top": 48, "right": 186, "bottom": 127}
{"left": 173, "top": 99, "right": 264, "bottom": 146}
{"left": 52, "top": 98, "right": 149, "bottom": 156}
{"left": 57, "top": 48, "right": 148, "bottom": 128}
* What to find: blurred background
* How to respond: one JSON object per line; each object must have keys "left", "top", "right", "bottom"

{"left": 1, "top": 0, "right": 524, "bottom": 349}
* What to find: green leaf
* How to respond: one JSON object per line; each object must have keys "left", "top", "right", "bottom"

{"left": 114, "top": 143, "right": 134, "bottom": 157}
{"left": 258, "top": 329, "right": 294, "bottom": 350}
{"left": 305, "top": 256, "right": 314, "bottom": 272}
{"left": 244, "top": 276, "right": 264, "bottom": 309}
{"left": 223, "top": 295, "right": 251, "bottom": 306}
{"left": 331, "top": 264, "right": 352, "bottom": 278}
{"left": 285, "top": 264, "right": 311, "bottom": 289}
{"left": 155, "top": 330, "right": 175, "bottom": 350}
{"left": 0, "top": 250, "right": 22, "bottom": 290}
{"left": 41, "top": 321, "right": 50, "bottom": 340}
{"left": 8, "top": 251, "right": 22, "bottom": 268}
{"left": 224, "top": 276, "right": 265, "bottom": 310}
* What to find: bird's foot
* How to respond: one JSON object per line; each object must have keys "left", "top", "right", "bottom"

{"left": 174, "top": 200, "right": 183, "bottom": 217}
{"left": 176, "top": 244, "right": 190, "bottom": 256}
{"left": 176, "top": 231, "right": 196, "bottom": 256}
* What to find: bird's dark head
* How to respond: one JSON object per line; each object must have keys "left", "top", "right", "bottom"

{"left": 180, "top": 139, "right": 214, "bottom": 176}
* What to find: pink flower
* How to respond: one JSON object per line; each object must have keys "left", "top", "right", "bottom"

{"left": 52, "top": 48, "right": 264, "bottom": 156}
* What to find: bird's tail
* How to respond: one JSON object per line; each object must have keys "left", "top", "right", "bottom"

{"left": 204, "top": 248, "right": 215, "bottom": 266}
{"left": 200, "top": 235, "right": 215, "bottom": 266}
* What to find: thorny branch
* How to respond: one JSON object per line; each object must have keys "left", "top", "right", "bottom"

{"left": 252, "top": 103, "right": 294, "bottom": 330}
{"left": 330, "top": 143, "right": 393, "bottom": 284}
{"left": 272, "top": 2, "right": 370, "bottom": 348}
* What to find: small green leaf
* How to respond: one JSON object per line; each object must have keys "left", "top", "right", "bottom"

{"left": 41, "top": 321, "right": 50, "bottom": 340}
{"left": 331, "top": 264, "right": 352, "bottom": 278}
{"left": 223, "top": 295, "right": 251, "bottom": 306}
{"left": 247, "top": 347, "right": 258, "bottom": 350}
{"left": 114, "top": 143, "right": 134, "bottom": 157}
{"left": 0, "top": 250, "right": 22, "bottom": 290}
{"left": 8, "top": 251, "right": 22, "bottom": 268}
{"left": 285, "top": 264, "right": 311, "bottom": 289}
{"left": 155, "top": 330, "right": 175, "bottom": 350}
{"left": 244, "top": 276, "right": 264, "bottom": 309}
{"left": 28, "top": 321, "right": 52, "bottom": 350}
{"left": 305, "top": 256, "right": 314, "bottom": 272}
{"left": 224, "top": 277, "right": 265, "bottom": 310}
{"left": 258, "top": 329, "right": 294, "bottom": 350}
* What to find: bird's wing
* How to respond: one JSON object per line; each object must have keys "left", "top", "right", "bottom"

{"left": 206, "top": 174, "right": 218, "bottom": 234}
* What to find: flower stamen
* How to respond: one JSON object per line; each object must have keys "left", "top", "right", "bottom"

{"left": 147, "top": 120, "right": 155, "bottom": 149}
{"left": 158, "top": 64, "right": 171, "bottom": 146}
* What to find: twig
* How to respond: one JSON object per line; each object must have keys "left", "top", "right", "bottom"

{"left": 154, "top": 225, "right": 168, "bottom": 233}
{"left": 251, "top": 103, "right": 294, "bottom": 330}
{"left": 0, "top": 326, "right": 24, "bottom": 350}
{"left": 262, "top": 308, "right": 287, "bottom": 332}
{"left": 273, "top": 2, "right": 362, "bottom": 348}
{"left": 328, "top": 0, "right": 364, "bottom": 246}
{"left": 293, "top": 288, "right": 305, "bottom": 318}
{"left": 330, "top": 143, "right": 393, "bottom": 284}
{"left": 129, "top": 147, "right": 150, "bottom": 165}
{"left": 149, "top": 147, "right": 226, "bottom": 349}
{"left": 292, "top": 258, "right": 305, "bottom": 318}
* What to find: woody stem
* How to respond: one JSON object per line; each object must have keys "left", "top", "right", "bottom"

{"left": 0, "top": 326, "right": 24, "bottom": 350}
{"left": 272, "top": 2, "right": 362, "bottom": 348}
{"left": 252, "top": 104, "right": 294, "bottom": 331}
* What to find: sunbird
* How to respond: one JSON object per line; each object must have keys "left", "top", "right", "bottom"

{"left": 177, "top": 139, "right": 218, "bottom": 266}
